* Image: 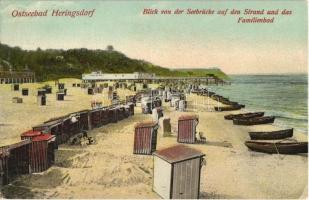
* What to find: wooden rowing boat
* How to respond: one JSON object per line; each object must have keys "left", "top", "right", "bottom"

{"left": 214, "top": 104, "right": 242, "bottom": 111}
{"left": 233, "top": 116, "right": 275, "bottom": 125}
{"left": 202, "top": 91, "right": 215, "bottom": 97}
{"left": 211, "top": 94, "right": 245, "bottom": 108}
{"left": 224, "top": 112, "right": 264, "bottom": 120}
{"left": 220, "top": 99, "right": 237, "bottom": 105}
{"left": 249, "top": 128, "right": 293, "bottom": 140}
{"left": 245, "top": 140, "right": 308, "bottom": 154}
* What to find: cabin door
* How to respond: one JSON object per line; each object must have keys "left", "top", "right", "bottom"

{"left": 172, "top": 158, "right": 200, "bottom": 199}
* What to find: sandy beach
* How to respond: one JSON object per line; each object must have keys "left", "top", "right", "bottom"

{"left": 0, "top": 79, "right": 307, "bottom": 199}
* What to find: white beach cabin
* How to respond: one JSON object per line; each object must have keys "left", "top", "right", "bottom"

{"left": 153, "top": 144, "right": 205, "bottom": 199}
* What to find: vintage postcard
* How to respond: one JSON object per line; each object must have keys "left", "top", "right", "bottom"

{"left": 0, "top": 0, "right": 307, "bottom": 199}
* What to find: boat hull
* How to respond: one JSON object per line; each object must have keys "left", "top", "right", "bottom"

{"left": 249, "top": 128, "right": 293, "bottom": 140}
{"left": 214, "top": 105, "right": 242, "bottom": 111}
{"left": 224, "top": 112, "right": 264, "bottom": 120}
{"left": 233, "top": 116, "right": 275, "bottom": 125}
{"left": 245, "top": 141, "right": 308, "bottom": 154}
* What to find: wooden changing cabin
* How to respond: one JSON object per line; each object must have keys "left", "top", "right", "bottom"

{"left": 12, "top": 84, "right": 19, "bottom": 91}
{"left": 32, "top": 119, "right": 63, "bottom": 145}
{"left": 89, "top": 108, "right": 103, "bottom": 128}
{"left": 128, "top": 102, "right": 135, "bottom": 115}
{"left": 21, "top": 88, "right": 29, "bottom": 96}
{"left": 0, "top": 140, "right": 31, "bottom": 185}
{"left": 89, "top": 107, "right": 109, "bottom": 128}
{"left": 153, "top": 145, "right": 205, "bottom": 199}
{"left": 33, "top": 110, "right": 90, "bottom": 145}
{"left": 21, "top": 130, "right": 56, "bottom": 173}
{"left": 117, "top": 106, "right": 126, "bottom": 121}
{"left": 108, "top": 107, "right": 118, "bottom": 123}
{"left": 133, "top": 121, "right": 159, "bottom": 155}
{"left": 178, "top": 115, "right": 199, "bottom": 144}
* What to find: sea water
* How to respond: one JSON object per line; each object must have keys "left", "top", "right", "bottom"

{"left": 205, "top": 74, "right": 308, "bottom": 134}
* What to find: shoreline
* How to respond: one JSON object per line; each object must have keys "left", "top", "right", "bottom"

{"left": 186, "top": 92, "right": 307, "bottom": 137}
{"left": 201, "top": 74, "right": 308, "bottom": 135}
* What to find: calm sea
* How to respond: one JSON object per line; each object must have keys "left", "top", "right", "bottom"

{"left": 205, "top": 74, "right": 308, "bottom": 134}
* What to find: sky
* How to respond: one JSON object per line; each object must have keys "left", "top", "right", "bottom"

{"left": 0, "top": 0, "right": 307, "bottom": 74}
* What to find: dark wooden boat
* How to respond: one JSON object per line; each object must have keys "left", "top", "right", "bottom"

{"left": 245, "top": 140, "right": 308, "bottom": 154}
{"left": 224, "top": 112, "right": 264, "bottom": 120}
{"left": 203, "top": 91, "right": 215, "bottom": 97}
{"left": 220, "top": 100, "right": 245, "bottom": 108}
{"left": 211, "top": 94, "right": 245, "bottom": 108}
{"left": 211, "top": 95, "right": 222, "bottom": 100}
{"left": 219, "top": 98, "right": 234, "bottom": 105}
{"left": 219, "top": 97, "right": 229, "bottom": 102}
{"left": 233, "top": 116, "right": 275, "bottom": 125}
{"left": 222, "top": 101, "right": 238, "bottom": 106}
{"left": 202, "top": 90, "right": 216, "bottom": 97}
{"left": 191, "top": 90, "right": 202, "bottom": 94}
{"left": 249, "top": 128, "right": 293, "bottom": 140}
{"left": 214, "top": 104, "right": 242, "bottom": 111}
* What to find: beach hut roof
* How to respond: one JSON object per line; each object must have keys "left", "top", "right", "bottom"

{"left": 32, "top": 134, "right": 55, "bottom": 142}
{"left": 44, "top": 118, "right": 64, "bottom": 125}
{"left": 90, "top": 107, "right": 108, "bottom": 112}
{"left": 178, "top": 115, "right": 199, "bottom": 121}
{"left": 33, "top": 119, "right": 62, "bottom": 129}
{"left": 21, "top": 130, "right": 41, "bottom": 137}
{"left": 135, "top": 121, "right": 157, "bottom": 128}
{"left": 0, "top": 140, "right": 31, "bottom": 152}
{"left": 109, "top": 106, "right": 117, "bottom": 110}
{"left": 154, "top": 144, "right": 205, "bottom": 164}
{"left": 70, "top": 109, "right": 90, "bottom": 115}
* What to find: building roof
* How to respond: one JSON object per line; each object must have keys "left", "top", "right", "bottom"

{"left": 0, "top": 70, "right": 35, "bottom": 78}
{"left": 154, "top": 145, "right": 205, "bottom": 164}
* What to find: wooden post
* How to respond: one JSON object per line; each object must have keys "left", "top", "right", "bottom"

{"left": 87, "top": 112, "right": 92, "bottom": 130}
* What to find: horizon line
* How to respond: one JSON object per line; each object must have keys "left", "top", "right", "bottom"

{"left": 227, "top": 73, "right": 308, "bottom": 75}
